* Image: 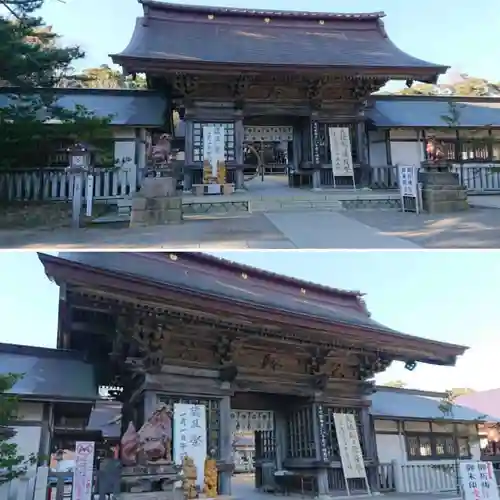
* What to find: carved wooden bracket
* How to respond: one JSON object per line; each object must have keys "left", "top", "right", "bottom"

{"left": 213, "top": 335, "right": 241, "bottom": 366}
{"left": 131, "top": 318, "right": 174, "bottom": 373}
{"left": 358, "top": 355, "right": 392, "bottom": 378}
{"left": 304, "top": 347, "right": 331, "bottom": 375}
{"left": 231, "top": 75, "right": 252, "bottom": 99}
{"left": 350, "top": 78, "right": 388, "bottom": 100}
{"left": 261, "top": 353, "right": 282, "bottom": 371}
{"left": 306, "top": 79, "right": 324, "bottom": 109}
{"left": 173, "top": 73, "right": 199, "bottom": 97}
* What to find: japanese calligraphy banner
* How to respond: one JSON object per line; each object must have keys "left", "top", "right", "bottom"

{"left": 460, "top": 461, "right": 499, "bottom": 500}
{"left": 398, "top": 165, "right": 421, "bottom": 214}
{"left": 328, "top": 127, "right": 354, "bottom": 177}
{"left": 203, "top": 124, "right": 225, "bottom": 178}
{"left": 71, "top": 441, "right": 95, "bottom": 500}
{"left": 173, "top": 404, "right": 207, "bottom": 488}
{"left": 398, "top": 165, "right": 419, "bottom": 198}
{"left": 333, "top": 413, "right": 367, "bottom": 480}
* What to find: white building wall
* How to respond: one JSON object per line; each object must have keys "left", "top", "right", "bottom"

{"left": 368, "top": 130, "right": 388, "bottom": 166}
{"left": 113, "top": 127, "right": 138, "bottom": 192}
{"left": 10, "top": 402, "right": 44, "bottom": 473}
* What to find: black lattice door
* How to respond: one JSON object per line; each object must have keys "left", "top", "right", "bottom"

{"left": 254, "top": 415, "right": 277, "bottom": 489}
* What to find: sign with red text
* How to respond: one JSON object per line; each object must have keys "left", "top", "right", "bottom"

{"left": 460, "top": 462, "right": 499, "bottom": 500}
{"left": 71, "top": 441, "right": 95, "bottom": 500}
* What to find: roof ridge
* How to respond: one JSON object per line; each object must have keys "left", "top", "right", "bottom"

{"left": 175, "top": 252, "right": 364, "bottom": 300}
{"left": 141, "top": 0, "right": 385, "bottom": 20}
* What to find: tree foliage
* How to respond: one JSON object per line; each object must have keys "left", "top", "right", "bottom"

{"left": 70, "top": 64, "right": 147, "bottom": 90}
{"left": 0, "top": 0, "right": 113, "bottom": 169}
{"left": 395, "top": 75, "right": 500, "bottom": 97}
{"left": 0, "top": 372, "right": 35, "bottom": 485}
{"left": 384, "top": 380, "right": 407, "bottom": 388}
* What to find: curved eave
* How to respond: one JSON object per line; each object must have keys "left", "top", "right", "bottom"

{"left": 38, "top": 253, "right": 468, "bottom": 367}
{"left": 111, "top": 54, "right": 446, "bottom": 85}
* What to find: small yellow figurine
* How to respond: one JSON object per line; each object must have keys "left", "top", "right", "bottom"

{"left": 182, "top": 456, "right": 198, "bottom": 500}
{"left": 203, "top": 458, "right": 218, "bottom": 498}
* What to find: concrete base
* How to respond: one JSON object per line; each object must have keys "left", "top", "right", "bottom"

{"left": 130, "top": 177, "right": 183, "bottom": 227}
{"left": 419, "top": 170, "right": 469, "bottom": 214}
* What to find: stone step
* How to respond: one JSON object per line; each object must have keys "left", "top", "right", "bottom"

{"left": 250, "top": 199, "right": 344, "bottom": 212}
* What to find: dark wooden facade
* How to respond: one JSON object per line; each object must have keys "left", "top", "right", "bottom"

{"left": 39, "top": 252, "right": 466, "bottom": 496}
{"left": 111, "top": 1, "right": 448, "bottom": 188}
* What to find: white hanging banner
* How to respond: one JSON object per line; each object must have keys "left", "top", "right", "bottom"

{"left": 203, "top": 124, "right": 225, "bottom": 179}
{"left": 203, "top": 125, "right": 215, "bottom": 177}
{"left": 460, "top": 461, "right": 500, "bottom": 500}
{"left": 328, "top": 127, "right": 356, "bottom": 189}
{"left": 333, "top": 413, "right": 371, "bottom": 496}
{"left": 212, "top": 124, "right": 225, "bottom": 176}
{"left": 398, "top": 165, "right": 421, "bottom": 214}
{"left": 173, "top": 404, "right": 207, "bottom": 488}
{"left": 72, "top": 441, "right": 95, "bottom": 500}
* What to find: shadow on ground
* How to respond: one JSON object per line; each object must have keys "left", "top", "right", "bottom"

{"left": 0, "top": 214, "right": 294, "bottom": 249}
{"left": 346, "top": 208, "right": 500, "bottom": 249}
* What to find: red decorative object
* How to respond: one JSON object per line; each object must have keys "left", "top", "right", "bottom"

{"left": 121, "top": 421, "right": 139, "bottom": 465}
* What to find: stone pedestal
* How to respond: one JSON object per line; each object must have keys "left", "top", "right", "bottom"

{"left": 130, "top": 177, "right": 183, "bottom": 227}
{"left": 119, "top": 464, "right": 184, "bottom": 500}
{"left": 419, "top": 169, "right": 469, "bottom": 213}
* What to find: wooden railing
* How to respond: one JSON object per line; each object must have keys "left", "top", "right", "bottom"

{"left": 392, "top": 460, "right": 459, "bottom": 494}
{"left": 0, "top": 166, "right": 136, "bottom": 203}
{"left": 370, "top": 163, "right": 500, "bottom": 193}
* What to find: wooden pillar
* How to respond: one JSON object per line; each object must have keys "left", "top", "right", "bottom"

{"left": 234, "top": 115, "right": 245, "bottom": 191}
{"left": 312, "top": 403, "right": 330, "bottom": 496}
{"left": 38, "top": 403, "right": 53, "bottom": 466}
{"left": 357, "top": 121, "right": 370, "bottom": 187}
{"left": 218, "top": 395, "right": 232, "bottom": 495}
{"left": 234, "top": 114, "right": 244, "bottom": 165}
{"left": 360, "top": 406, "right": 378, "bottom": 491}
{"left": 274, "top": 411, "right": 287, "bottom": 470}
{"left": 183, "top": 119, "right": 194, "bottom": 190}
{"left": 384, "top": 129, "right": 392, "bottom": 165}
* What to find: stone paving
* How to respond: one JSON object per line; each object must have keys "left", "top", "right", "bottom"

{"left": 230, "top": 474, "right": 460, "bottom": 500}
{"left": 0, "top": 214, "right": 295, "bottom": 250}
{"left": 3, "top": 201, "right": 500, "bottom": 250}
{"left": 346, "top": 206, "right": 500, "bottom": 249}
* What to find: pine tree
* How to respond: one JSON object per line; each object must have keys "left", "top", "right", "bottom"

{"left": 0, "top": 0, "right": 113, "bottom": 169}
{"left": 0, "top": 373, "right": 35, "bottom": 485}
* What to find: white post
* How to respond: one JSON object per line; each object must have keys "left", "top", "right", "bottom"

{"left": 85, "top": 172, "right": 94, "bottom": 217}
{"left": 391, "top": 459, "right": 405, "bottom": 493}
{"left": 33, "top": 466, "right": 49, "bottom": 500}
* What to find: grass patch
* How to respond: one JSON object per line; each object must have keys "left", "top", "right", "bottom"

{"left": 0, "top": 201, "right": 109, "bottom": 230}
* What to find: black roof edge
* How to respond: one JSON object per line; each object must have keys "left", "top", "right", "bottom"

{"left": 0, "top": 342, "right": 89, "bottom": 361}
{"left": 0, "top": 87, "right": 159, "bottom": 96}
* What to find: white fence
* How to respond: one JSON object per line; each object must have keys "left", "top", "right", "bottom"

{"left": 0, "top": 166, "right": 136, "bottom": 203}
{"left": 392, "top": 460, "right": 459, "bottom": 493}
{"left": 371, "top": 163, "right": 500, "bottom": 192}
{"left": 0, "top": 466, "right": 48, "bottom": 500}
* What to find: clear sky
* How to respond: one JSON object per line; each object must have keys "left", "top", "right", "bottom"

{"left": 37, "top": 0, "right": 500, "bottom": 87}
{"left": 0, "top": 250, "right": 498, "bottom": 393}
